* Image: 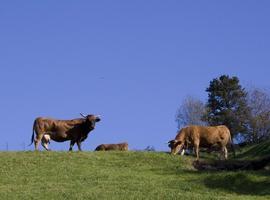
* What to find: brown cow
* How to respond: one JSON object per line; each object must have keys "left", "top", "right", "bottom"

{"left": 95, "top": 142, "right": 128, "bottom": 151}
{"left": 29, "top": 114, "right": 101, "bottom": 151}
{"left": 168, "top": 125, "right": 233, "bottom": 160}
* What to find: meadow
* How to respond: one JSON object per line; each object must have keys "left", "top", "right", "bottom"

{"left": 0, "top": 141, "right": 269, "bottom": 200}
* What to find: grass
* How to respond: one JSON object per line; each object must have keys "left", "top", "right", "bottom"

{"left": 0, "top": 142, "right": 269, "bottom": 200}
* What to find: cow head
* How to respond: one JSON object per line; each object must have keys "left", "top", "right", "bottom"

{"left": 168, "top": 139, "right": 185, "bottom": 155}
{"left": 80, "top": 113, "right": 101, "bottom": 129}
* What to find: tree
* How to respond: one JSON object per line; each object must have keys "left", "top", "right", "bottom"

{"left": 204, "top": 75, "right": 250, "bottom": 138}
{"left": 176, "top": 96, "right": 207, "bottom": 130}
{"left": 144, "top": 145, "right": 155, "bottom": 152}
{"left": 246, "top": 88, "right": 270, "bottom": 143}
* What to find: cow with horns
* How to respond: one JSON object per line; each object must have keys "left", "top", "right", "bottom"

{"left": 29, "top": 113, "right": 101, "bottom": 151}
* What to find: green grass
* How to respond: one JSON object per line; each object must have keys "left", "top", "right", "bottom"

{"left": 0, "top": 143, "right": 269, "bottom": 200}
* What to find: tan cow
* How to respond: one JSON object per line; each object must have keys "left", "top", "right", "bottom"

{"left": 95, "top": 142, "right": 129, "bottom": 151}
{"left": 168, "top": 125, "right": 233, "bottom": 160}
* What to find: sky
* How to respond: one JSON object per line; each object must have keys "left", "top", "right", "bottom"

{"left": 0, "top": 1, "right": 270, "bottom": 151}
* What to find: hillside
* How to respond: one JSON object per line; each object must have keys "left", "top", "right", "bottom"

{"left": 0, "top": 147, "right": 269, "bottom": 200}
{"left": 235, "top": 139, "right": 270, "bottom": 160}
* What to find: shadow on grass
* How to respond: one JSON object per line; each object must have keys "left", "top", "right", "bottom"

{"left": 203, "top": 172, "right": 270, "bottom": 196}
{"left": 193, "top": 157, "right": 270, "bottom": 171}
{"left": 151, "top": 156, "right": 270, "bottom": 196}
{"left": 236, "top": 140, "right": 270, "bottom": 159}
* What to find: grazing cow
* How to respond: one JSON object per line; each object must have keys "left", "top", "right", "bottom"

{"left": 95, "top": 142, "right": 128, "bottom": 151}
{"left": 168, "top": 125, "right": 233, "bottom": 160}
{"left": 29, "top": 114, "right": 101, "bottom": 151}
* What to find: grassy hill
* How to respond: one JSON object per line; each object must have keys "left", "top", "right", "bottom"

{"left": 0, "top": 142, "right": 269, "bottom": 200}
{"left": 235, "top": 139, "right": 270, "bottom": 160}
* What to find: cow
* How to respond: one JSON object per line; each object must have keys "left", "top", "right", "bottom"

{"left": 168, "top": 125, "right": 233, "bottom": 160}
{"left": 29, "top": 114, "right": 101, "bottom": 151}
{"left": 95, "top": 142, "right": 128, "bottom": 151}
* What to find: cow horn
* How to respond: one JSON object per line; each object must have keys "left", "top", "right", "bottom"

{"left": 80, "top": 113, "right": 87, "bottom": 118}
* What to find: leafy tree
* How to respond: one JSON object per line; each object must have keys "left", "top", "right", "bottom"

{"left": 204, "top": 75, "right": 250, "bottom": 138}
{"left": 144, "top": 146, "right": 155, "bottom": 152}
{"left": 176, "top": 95, "right": 207, "bottom": 130}
{"left": 246, "top": 88, "right": 270, "bottom": 142}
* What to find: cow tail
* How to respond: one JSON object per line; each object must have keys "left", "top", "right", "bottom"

{"left": 29, "top": 120, "right": 36, "bottom": 146}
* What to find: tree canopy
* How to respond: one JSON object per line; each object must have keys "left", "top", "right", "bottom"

{"left": 175, "top": 96, "right": 206, "bottom": 130}
{"left": 204, "top": 75, "right": 251, "bottom": 137}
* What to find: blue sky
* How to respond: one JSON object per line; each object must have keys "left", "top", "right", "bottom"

{"left": 0, "top": 1, "right": 269, "bottom": 151}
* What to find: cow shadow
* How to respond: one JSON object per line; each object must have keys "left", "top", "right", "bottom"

{"left": 203, "top": 172, "right": 270, "bottom": 196}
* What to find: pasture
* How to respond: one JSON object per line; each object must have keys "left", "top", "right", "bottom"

{"left": 0, "top": 141, "right": 269, "bottom": 200}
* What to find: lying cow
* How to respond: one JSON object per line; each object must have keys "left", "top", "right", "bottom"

{"left": 95, "top": 142, "right": 129, "bottom": 151}
{"left": 168, "top": 125, "right": 233, "bottom": 160}
{"left": 29, "top": 114, "right": 101, "bottom": 151}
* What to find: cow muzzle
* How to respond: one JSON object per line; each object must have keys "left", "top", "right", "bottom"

{"left": 95, "top": 116, "right": 101, "bottom": 122}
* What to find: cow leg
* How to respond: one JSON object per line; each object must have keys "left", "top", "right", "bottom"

{"left": 77, "top": 141, "right": 82, "bottom": 151}
{"left": 41, "top": 141, "right": 48, "bottom": 151}
{"left": 69, "top": 141, "right": 75, "bottom": 151}
{"left": 224, "top": 147, "right": 228, "bottom": 160}
{"left": 41, "top": 140, "right": 50, "bottom": 151}
{"left": 194, "top": 143, "right": 200, "bottom": 161}
{"left": 221, "top": 146, "right": 228, "bottom": 160}
{"left": 34, "top": 134, "right": 43, "bottom": 151}
{"left": 180, "top": 149, "right": 185, "bottom": 156}
{"left": 34, "top": 139, "right": 40, "bottom": 151}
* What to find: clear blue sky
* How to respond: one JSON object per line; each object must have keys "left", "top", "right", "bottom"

{"left": 0, "top": 1, "right": 269, "bottom": 151}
